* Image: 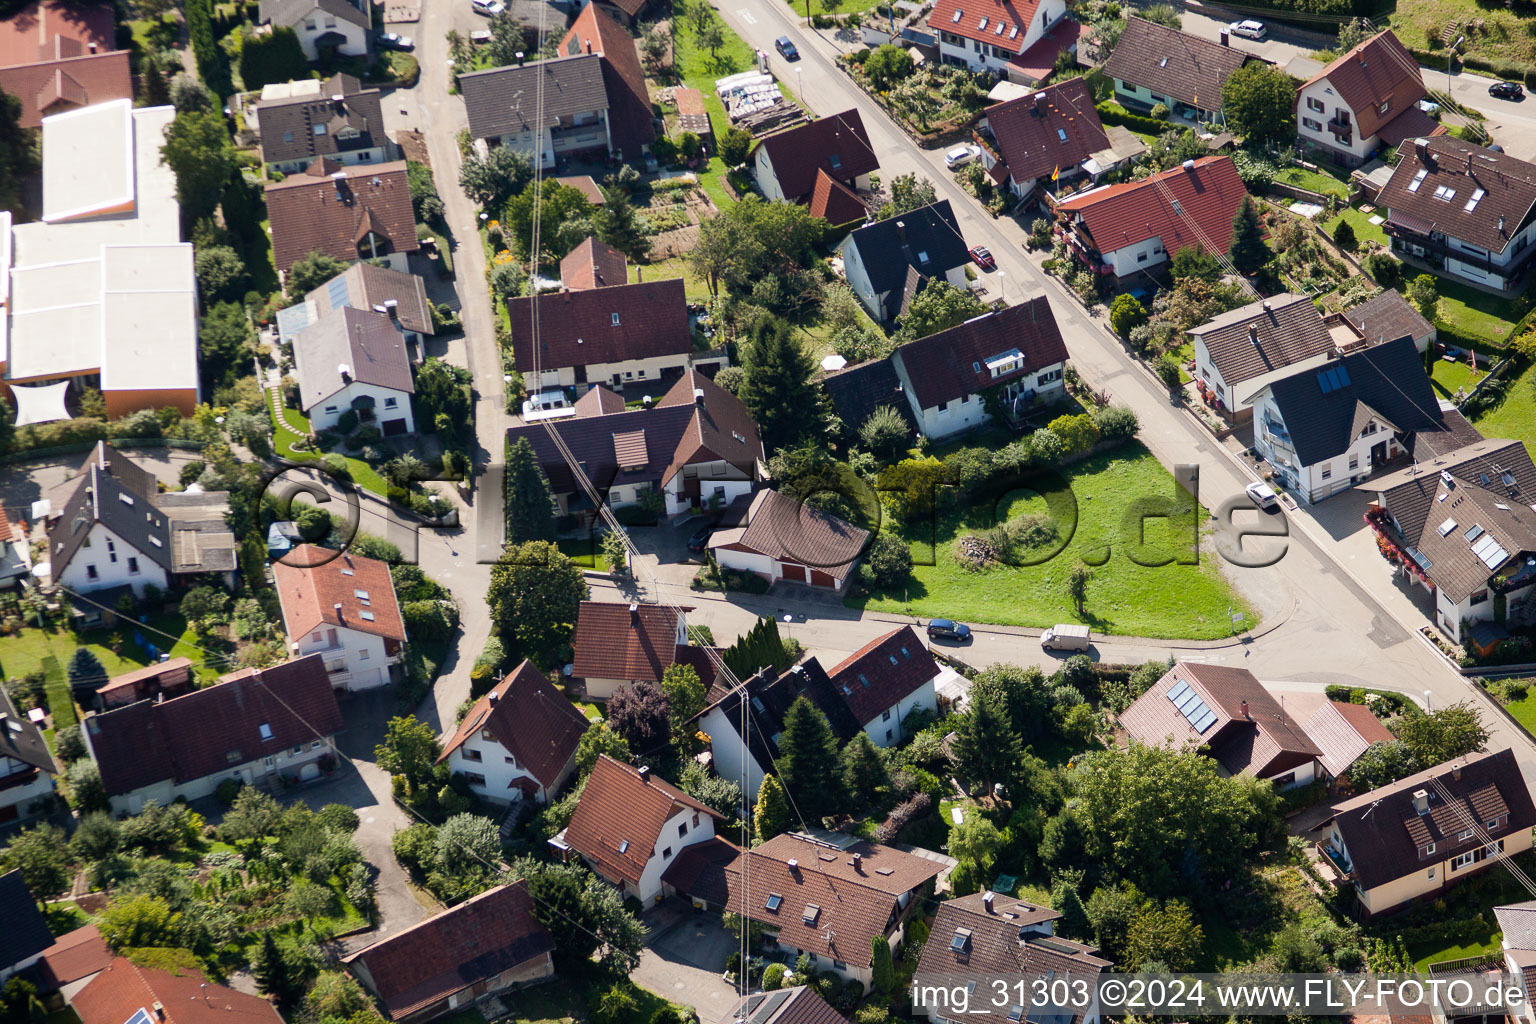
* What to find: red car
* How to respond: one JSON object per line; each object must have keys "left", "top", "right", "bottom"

{"left": 968, "top": 245, "right": 996, "bottom": 270}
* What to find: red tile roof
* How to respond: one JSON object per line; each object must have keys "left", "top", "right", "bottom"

{"left": 984, "top": 77, "right": 1107, "bottom": 187}
{"left": 0, "top": 0, "right": 114, "bottom": 67}
{"left": 825, "top": 626, "right": 940, "bottom": 725}
{"left": 1299, "top": 30, "right": 1425, "bottom": 142}
{"left": 808, "top": 169, "right": 868, "bottom": 228}
{"left": 564, "top": 755, "right": 719, "bottom": 886}
{"left": 928, "top": 0, "right": 1052, "bottom": 55}
{"left": 272, "top": 544, "right": 407, "bottom": 642}
{"left": 1008, "top": 16, "right": 1079, "bottom": 79}
{"left": 36, "top": 925, "right": 112, "bottom": 990}
{"left": 342, "top": 882, "right": 554, "bottom": 1020}
{"left": 555, "top": 175, "right": 607, "bottom": 205}
{"left": 507, "top": 278, "right": 688, "bottom": 372}
{"left": 559, "top": 3, "right": 655, "bottom": 161}
{"left": 0, "top": 49, "right": 129, "bottom": 127}
{"left": 571, "top": 600, "right": 685, "bottom": 683}
{"left": 1302, "top": 700, "right": 1395, "bottom": 779}
{"left": 72, "top": 961, "right": 283, "bottom": 1024}
{"left": 755, "top": 833, "right": 944, "bottom": 895}
{"left": 559, "top": 236, "right": 630, "bottom": 291}
{"left": 1055, "top": 153, "right": 1247, "bottom": 258}
{"left": 264, "top": 160, "right": 418, "bottom": 273}
{"left": 437, "top": 660, "right": 590, "bottom": 790}
{"left": 753, "top": 110, "right": 878, "bottom": 203}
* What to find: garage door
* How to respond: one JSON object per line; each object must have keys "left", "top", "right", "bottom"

{"left": 779, "top": 562, "right": 807, "bottom": 584}
{"left": 381, "top": 418, "right": 409, "bottom": 436}
{"left": 809, "top": 569, "right": 835, "bottom": 589}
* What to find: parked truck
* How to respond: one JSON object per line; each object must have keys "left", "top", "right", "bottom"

{"left": 1040, "top": 624, "right": 1091, "bottom": 652}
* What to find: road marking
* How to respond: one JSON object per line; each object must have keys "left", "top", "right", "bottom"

{"left": 737, "top": 7, "right": 756, "bottom": 21}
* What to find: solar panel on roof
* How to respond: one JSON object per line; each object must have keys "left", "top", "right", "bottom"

{"left": 1168, "top": 680, "right": 1191, "bottom": 702}
{"left": 1166, "top": 679, "right": 1216, "bottom": 734}
{"left": 1473, "top": 533, "right": 1510, "bottom": 569}
{"left": 326, "top": 276, "right": 349, "bottom": 310}
{"left": 1466, "top": 525, "right": 1485, "bottom": 542}
{"left": 1192, "top": 707, "right": 1218, "bottom": 733}
{"left": 124, "top": 1009, "right": 154, "bottom": 1024}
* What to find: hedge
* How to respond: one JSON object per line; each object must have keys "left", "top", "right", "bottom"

{"left": 1095, "top": 102, "right": 1167, "bottom": 136}
{"left": 1435, "top": 320, "right": 1511, "bottom": 354}
{"left": 1407, "top": 44, "right": 1531, "bottom": 84}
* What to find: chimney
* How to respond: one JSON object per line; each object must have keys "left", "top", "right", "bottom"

{"left": 851, "top": 852, "right": 863, "bottom": 872}
{"left": 1412, "top": 789, "right": 1430, "bottom": 814}
{"left": 337, "top": 363, "right": 352, "bottom": 382}
{"left": 1239, "top": 699, "right": 1250, "bottom": 719}
{"left": 1415, "top": 137, "right": 1431, "bottom": 166}
{"left": 88, "top": 40, "right": 97, "bottom": 53}
{"left": 982, "top": 890, "right": 996, "bottom": 912}
{"left": 153, "top": 1004, "right": 165, "bottom": 1022}
{"left": 1248, "top": 324, "right": 1259, "bottom": 346}
{"left": 489, "top": 690, "right": 499, "bottom": 704}
{"left": 694, "top": 387, "right": 706, "bottom": 407}
{"left": 787, "top": 858, "right": 799, "bottom": 872}
{"left": 1261, "top": 300, "right": 1271, "bottom": 313}
{"left": 1181, "top": 159, "right": 1196, "bottom": 172}
{"left": 1452, "top": 763, "right": 1463, "bottom": 782}
{"left": 638, "top": 765, "right": 651, "bottom": 783}
{"left": 585, "top": 39, "right": 592, "bottom": 53}
{"left": 384, "top": 299, "right": 399, "bottom": 317}
{"left": 1033, "top": 91, "right": 1044, "bottom": 115}
{"left": 1219, "top": 28, "right": 1229, "bottom": 45}
{"left": 629, "top": 602, "right": 639, "bottom": 626}
{"left": 333, "top": 602, "right": 344, "bottom": 622}
{"left": 1500, "top": 214, "right": 1508, "bottom": 234}
{"left": 895, "top": 220, "right": 907, "bottom": 242}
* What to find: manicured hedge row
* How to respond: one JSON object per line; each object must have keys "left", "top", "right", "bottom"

{"left": 1094, "top": 102, "right": 1167, "bottom": 136}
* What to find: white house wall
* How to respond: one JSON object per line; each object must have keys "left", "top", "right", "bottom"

{"left": 292, "top": 623, "right": 392, "bottom": 691}
{"left": 103, "top": 740, "right": 333, "bottom": 815}
{"left": 446, "top": 731, "right": 574, "bottom": 804}
{"left": 934, "top": 0, "right": 1066, "bottom": 77}
{"left": 57, "top": 523, "right": 170, "bottom": 598}
{"left": 862, "top": 679, "right": 938, "bottom": 747}
{"left": 308, "top": 380, "right": 414, "bottom": 435}
{"left": 632, "top": 806, "right": 717, "bottom": 904}
{"left": 291, "top": 13, "right": 369, "bottom": 61}
{"left": 1104, "top": 235, "right": 1166, "bottom": 276}
{"left": 1296, "top": 80, "right": 1375, "bottom": 165}
{"left": 699, "top": 705, "right": 768, "bottom": 798}
{"left": 269, "top": 144, "right": 390, "bottom": 176}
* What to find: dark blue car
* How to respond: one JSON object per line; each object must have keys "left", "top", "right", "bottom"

{"left": 927, "top": 619, "right": 971, "bottom": 642}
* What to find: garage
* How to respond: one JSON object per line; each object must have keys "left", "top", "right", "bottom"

{"left": 779, "top": 562, "right": 807, "bottom": 584}
{"left": 810, "top": 569, "right": 835, "bottom": 588}
{"left": 382, "top": 418, "right": 409, "bottom": 436}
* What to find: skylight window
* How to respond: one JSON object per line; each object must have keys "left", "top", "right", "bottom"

{"left": 1438, "top": 517, "right": 1458, "bottom": 537}
{"left": 1466, "top": 188, "right": 1487, "bottom": 212}
{"left": 994, "top": 21, "right": 1005, "bottom": 35}
{"left": 950, "top": 929, "right": 972, "bottom": 952}
{"left": 829, "top": 153, "right": 842, "bottom": 170}
{"left": 1170, "top": 199, "right": 1183, "bottom": 215}
{"left": 1159, "top": 56, "right": 1168, "bottom": 67}
{"left": 360, "top": 610, "right": 376, "bottom": 621}
{"left": 354, "top": 589, "right": 370, "bottom": 602}
{"left": 978, "top": 16, "right": 987, "bottom": 28}
{"left": 841, "top": 684, "right": 853, "bottom": 695}
{"left": 1057, "top": 128, "right": 1068, "bottom": 142}
{"left": 766, "top": 893, "right": 783, "bottom": 911}
{"left": 118, "top": 493, "right": 133, "bottom": 506}
{"left": 1317, "top": 365, "right": 1352, "bottom": 393}
{"left": 900, "top": 646, "right": 910, "bottom": 657}
{"left": 1433, "top": 185, "right": 1458, "bottom": 202}
{"left": 951, "top": 8, "right": 962, "bottom": 21}
{"left": 1466, "top": 524, "right": 1486, "bottom": 542}
{"left": 1009, "top": 25, "right": 1018, "bottom": 38}
{"left": 1008, "top": 1008, "right": 1025, "bottom": 1022}
{"left": 859, "top": 673, "right": 870, "bottom": 687}
{"left": 258, "top": 723, "right": 274, "bottom": 740}
{"left": 917, "top": 250, "right": 930, "bottom": 264}
{"left": 618, "top": 840, "right": 629, "bottom": 854}
{"left": 1407, "top": 168, "right": 1429, "bottom": 192}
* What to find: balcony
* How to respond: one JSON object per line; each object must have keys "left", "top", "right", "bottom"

{"left": 1326, "top": 114, "right": 1352, "bottom": 146}
{"left": 1386, "top": 223, "right": 1531, "bottom": 280}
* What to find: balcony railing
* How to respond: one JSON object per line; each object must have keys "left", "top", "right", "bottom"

{"left": 1387, "top": 225, "right": 1530, "bottom": 278}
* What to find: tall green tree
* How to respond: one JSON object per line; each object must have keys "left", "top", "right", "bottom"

{"left": 1, "top": 824, "right": 70, "bottom": 899}
{"left": 662, "top": 663, "right": 707, "bottom": 750}
{"left": 373, "top": 716, "right": 442, "bottom": 793}
{"left": 840, "top": 733, "right": 887, "bottom": 807}
{"left": 739, "top": 319, "right": 820, "bottom": 452}
{"left": 576, "top": 725, "right": 632, "bottom": 778}
{"left": 595, "top": 189, "right": 650, "bottom": 261}
{"left": 0, "top": 87, "right": 36, "bottom": 216}
{"left": 198, "top": 301, "right": 256, "bottom": 394}
{"left": 1219, "top": 62, "right": 1297, "bottom": 144}
{"left": 67, "top": 647, "right": 106, "bottom": 691}
{"left": 506, "top": 436, "right": 557, "bottom": 543}
{"left": 458, "top": 144, "right": 532, "bottom": 211}
{"left": 878, "top": 173, "right": 938, "bottom": 219}
{"left": 893, "top": 279, "right": 986, "bottom": 342}
{"left": 1123, "top": 899, "right": 1203, "bottom": 970}
{"left": 161, "top": 109, "right": 235, "bottom": 225}
{"left": 1228, "top": 196, "right": 1270, "bottom": 274}
{"left": 950, "top": 692, "right": 1025, "bottom": 800}
{"left": 871, "top": 936, "right": 895, "bottom": 994}
{"left": 1397, "top": 702, "right": 1488, "bottom": 765}
{"left": 252, "top": 931, "right": 301, "bottom": 1008}
{"left": 753, "top": 772, "right": 793, "bottom": 844}
{"left": 238, "top": 26, "right": 308, "bottom": 91}
{"left": 519, "top": 859, "right": 645, "bottom": 972}
{"left": 487, "top": 541, "right": 589, "bottom": 665}
{"left": 776, "top": 697, "right": 846, "bottom": 820}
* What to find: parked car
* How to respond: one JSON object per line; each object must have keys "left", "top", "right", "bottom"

{"left": 1490, "top": 80, "right": 1524, "bottom": 100}
{"left": 1228, "top": 19, "right": 1266, "bottom": 39}
{"left": 945, "top": 143, "right": 981, "bottom": 169}
{"left": 927, "top": 619, "right": 971, "bottom": 642}
{"left": 470, "top": 28, "right": 492, "bottom": 43}
{"left": 775, "top": 35, "right": 799, "bottom": 60}
{"left": 471, "top": 0, "right": 505, "bottom": 15}
{"left": 377, "top": 31, "right": 414, "bottom": 50}
{"left": 1245, "top": 481, "right": 1281, "bottom": 510}
{"left": 1417, "top": 98, "right": 1441, "bottom": 117}
{"left": 968, "top": 245, "right": 995, "bottom": 270}
{"left": 687, "top": 525, "right": 714, "bottom": 560}
{"left": 1040, "top": 624, "right": 1091, "bottom": 652}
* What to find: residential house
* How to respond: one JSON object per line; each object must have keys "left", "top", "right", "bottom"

{"left": 257, "top": 0, "right": 371, "bottom": 62}
{"left": 71, "top": 960, "right": 285, "bottom": 1024}
{"left": 570, "top": 600, "right": 691, "bottom": 701}
{"left": 272, "top": 545, "right": 408, "bottom": 691}
{"left": 47, "top": 442, "right": 236, "bottom": 599}
{"left": 558, "top": 3, "right": 654, "bottom": 163}
{"left": 92, "top": 658, "right": 195, "bottom": 711}
{"left": 507, "top": 278, "right": 696, "bottom": 393}
{"left": 264, "top": 157, "right": 418, "bottom": 274}
{"left": 809, "top": 169, "right": 869, "bottom": 231}
{"left": 506, "top": 369, "right": 763, "bottom": 519}
{"left": 343, "top": 882, "right": 555, "bottom": 1023}
{"left": 0, "top": 686, "right": 56, "bottom": 826}
{"left": 0, "top": 0, "right": 129, "bottom": 128}
{"left": 1118, "top": 661, "right": 1324, "bottom": 788}
{"left": 556, "top": 175, "right": 608, "bottom": 205}
{"left": 82, "top": 654, "right": 344, "bottom": 814}
{"left": 708, "top": 489, "right": 869, "bottom": 593}
{"left": 1103, "top": 17, "right": 1260, "bottom": 125}
{"left": 1367, "top": 436, "right": 1536, "bottom": 644}
{"left": 561, "top": 236, "right": 629, "bottom": 290}
{"left": 556, "top": 754, "right": 722, "bottom": 904}
{"left": 571, "top": 0, "right": 653, "bottom": 30}
{"left": 1189, "top": 293, "right": 1337, "bottom": 417}
{"left": 663, "top": 832, "right": 943, "bottom": 990}
{"left": 980, "top": 77, "right": 1108, "bottom": 199}
{"left": 1342, "top": 289, "right": 1436, "bottom": 353}
{"left": 928, "top": 0, "right": 1074, "bottom": 84}
{"left": 253, "top": 74, "right": 391, "bottom": 174}
{"left": 1317, "top": 748, "right": 1536, "bottom": 916}
{"left": 1298, "top": 697, "right": 1395, "bottom": 788}
{"left": 888, "top": 297, "right": 1068, "bottom": 439}
{"left": 825, "top": 626, "right": 942, "bottom": 747}
{"left": 1295, "top": 30, "right": 1443, "bottom": 167}
{"left": 720, "top": 987, "right": 848, "bottom": 1024}
{"left": 275, "top": 261, "right": 437, "bottom": 348}
{"left": 915, "top": 892, "right": 1111, "bottom": 1024}
{"left": 459, "top": 55, "right": 613, "bottom": 167}
{"left": 33, "top": 925, "right": 113, "bottom": 996}
{"left": 1246, "top": 335, "right": 1458, "bottom": 503}
{"left": 437, "top": 660, "right": 589, "bottom": 804}
{"left": 291, "top": 306, "right": 417, "bottom": 435}
{"left": 3, "top": 102, "right": 198, "bottom": 418}
{"left": 1054, "top": 154, "right": 1248, "bottom": 281}
{"left": 751, "top": 111, "right": 878, "bottom": 204}
{"left": 0, "top": 508, "right": 30, "bottom": 589}
{"left": 840, "top": 201, "right": 970, "bottom": 323}
{"left": 1378, "top": 135, "right": 1536, "bottom": 294}
{"left": 0, "top": 871, "right": 52, "bottom": 981}
{"left": 819, "top": 358, "right": 916, "bottom": 442}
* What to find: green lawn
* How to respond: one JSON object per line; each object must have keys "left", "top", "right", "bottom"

{"left": 1325, "top": 206, "right": 1388, "bottom": 249}
{"left": 1429, "top": 278, "right": 1526, "bottom": 347}
{"left": 558, "top": 536, "right": 613, "bottom": 572}
{"left": 490, "top": 973, "right": 683, "bottom": 1024}
{"left": 630, "top": 255, "right": 713, "bottom": 301}
{"left": 1470, "top": 361, "right": 1536, "bottom": 456}
{"left": 1276, "top": 164, "right": 1350, "bottom": 199}
{"left": 850, "top": 444, "right": 1256, "bottom": 639}
{"left": 1430, "top": 355, "right": 1483, "bottom": 401}
{"left": 1497, "top": 689, "right": 1536, "bottom": 735}
{"left": 0, "top": 617, "right": 208, "bottom": 701}
{"left": 780, "top": 0, "right": 884, "bottom": 19}
{"left": 266, "top": 385, "right": 391, "bottom": 497}
{"left": 668, "top": 11, "right": 762, "bottom": 210}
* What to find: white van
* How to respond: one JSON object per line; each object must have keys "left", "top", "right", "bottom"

{"left": 1041, "top": 624, "right": 1091, "bottom": 652}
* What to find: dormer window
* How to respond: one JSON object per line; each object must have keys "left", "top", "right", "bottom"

{"left": 1379, "top": 100, "right": 1390, "bottom": 114}
{"left": 802, "top": 904, "right": 820, "bottom": 925}
{"left": 1419, "top": 842, "right": 1436, "bottom": 857}
{"left": 950, "top": 928, "right": 971, "bottom": 952}
{"left": 1008, "top": 1007, "right": 1024, "bottom": 1022}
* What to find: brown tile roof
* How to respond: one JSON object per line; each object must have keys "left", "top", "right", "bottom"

{"left": 1007, "top": 16, "right": 1080, "bottom": 79}
{"left": 85, "top": 655, "right": 344, "bottom": 797}
{"left": 808, "top": 169, "right": 868, "bottom": 228}
{"left": 73, "top": 962, "right": 283, "bottom": 1024}
{"left": 256, "top": 74, "right": 386, "bottom": 166}
{"left": 556, "top": 175, "right": 607, "bottom": 205}
{"left": 559, "top": 3, "right": 655, "bottom": 161}
{"left": 558, "top": 237, "right": 629, "bottom": 290}
{"left": 0, "top": 0, "right": 114, "bottom": 67}
{"left": 825, "top": 626, "right": 940, "bottom": 725}
{"left": 1380, "top": 136, "right": 1536, "bottom": 255}
{"left": 753, "top": 111, "right": 878, "bottom": 203}
{"left": 928, "top": 0, "right": 1052, "bottom": 55}
{"left": 1056, "top": 154, "right": 1248, "bottom": 259}
{"left": 1325, "top": 749, "right": 1536, "bottom": 892}
{"left": 1342, "top": 289, "right": 1435, "bottom": 347}
{"left": 574, "top": 384, "right": 627, "bottom": 416}
{"left": 1301, "top": 700, "right": 1395, "bottom": 778}
{"left": 757, "top": 833, "right": 944, "bottom": 895}
{"left": 0, "top": 48, "right": 129, "bottom": 127}
{"left": 95, "top": 657, "right": 194, "bottom": 709}
{"left": 571, "top": 600, "right": 684, "bottom": 683}
{"left": 342, "top": 882, "right": 554, "bottom": 1019}
{"left": 1103, "top": 17, "right": 1255, "bottom": 111}
{"left": 1376, "top": 104, "right": 1448, "bottom": 148}
{"left": 1119, "top": 662, "right": 1321, "bottom": 779}
{"left": 708, "top": 489, "right": 869, "bottom": 577}
{"left": 273, "top": 544, "right": 407, "bottom": 642}
{"left": 820, "top": 358, "right": 914, "bottom": 440}
{"left": 264, "top": 159, "right": 417, "bottom": 273}
{"left": 1300, "top": 30, "right": 1426, "bottom": 143}
{"left": 984, "top": 77, "right": 1107, "bottom": 187}
{"left": 661, "top": 835, "right": 740, "bottom": 905}
{"left": 437, "top": 660, "right": 589, "bottom": 790}
{"left": 1189, "top": 293, "right": 1334, "bottom": 388}
{"left": 290, "top": 305, "right": 415, "bottom": 410}
{"left": 304, "top": 261, "right": 436, "bottom": 337}
{"left": 507, "top": 278, "right": 687, "bottom": 372}
{"left": 36, "top": 925, "right": 111, "bottom": 990}
{"left": 459, "top": 55, "right": 608, "bottom": 141}
{"left": 721, "top": 986, "right": 850, "bottom": 1024}
{"left": 565, "top": 755, "right": 719, "bottom": 886}
{"left": 655, "top": 367, "right": 764, "bottom": 480}
{"left": 893, "top": 296, "right": 1067, "bottom": 411}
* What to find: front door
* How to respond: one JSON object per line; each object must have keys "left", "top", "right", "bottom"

{"left": 1371, "top": 441, "right": 1387, "bottom": 466}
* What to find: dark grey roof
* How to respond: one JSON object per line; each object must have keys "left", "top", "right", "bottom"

{"left": 0, "top": 686, "right": 58, "bottom": 777}
{"left": 1343, "top": 289, "right": 1436, "bottom": 346}
{"left": 48, "top": 442, "right": 174, "bottom": 577}
{"left": 721, "top": 987, "right": 848, "bottom": 1024}
{"left": 1189, "top": 293, "right": 1333, "bottom": 387}
{"left": 459, "top": 54, "right": 607, "bottom": 141}
{"left": 893, "top": 297, "right": 1068, "bottom": 411}
{"left": 259, "top": 0, "right": 369, "bottom": 30}
{"left": 842, "top": 201, "right": 968, "bottom": 318}
{"left": 257, "top": 75, "right": 386, "bottom": 165}
{"left": 0, "top": 871, "right": 54, "bottom": 971}
{"left": 1256, "top": 336, "right": 1443, "bottom": 466}
{"left": 694, "top": 658, "right": 863, "bottom": 770}
{"left": 1381, "top": 136, "right": 1536, "bottom": 255}
{"left": 292, "top": 305, "right": 416, "bottom": 411}
{"left": 821, "top": 357, "right": 914, "bottom": 438}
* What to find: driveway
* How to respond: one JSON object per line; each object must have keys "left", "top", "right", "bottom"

{"left": 634, "top": 902, "right": 742, "bottom": 1022}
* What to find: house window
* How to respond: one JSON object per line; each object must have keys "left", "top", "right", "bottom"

{"left": 384, "top": 397, "right": 397, "bottom": 408}
{"left": 360, "top": 649, "right": 370, "bottom": 660}
{"left": 463, "top": 747, "right": 483, "bottom": 762}
{"left": 325, "top": 405, "right": 338, "bottom": 412}
{"left": 1348, "top": 455, "right": 1359, "bottom": 471}
{"left": 1428, "top": 867, "right": 1436, "bottom": 880}
{"left": 127, "top": 557, "right": 140, "bottom": 574}
{"left": 313, "top": 632, "right": 324, "bottom": 643}
{"left": 264, "top": 755, "right": 277, "bottom": 771}
{"left": 882, "top": 710, "right": 891, "bottom": 721}
{"left": 693, "top": 813, "right": 701, "bottom": 827}
{"left": 662, "top": 847, "right": 673, "bottom": 859}
{"left": 465, "top": 772, "right": 487, "bottom": 786}
{"left": 505, "top": 755, "right": 518, "bottom": 765}
{"left": 833, "top": 961, "right": 847, "bottom": 971}
{"left": 678, "top": 823, "right": 688, "bottom": 837}
{"left": 312, "top": 740, "right": 323, "bottom": 750}
{"left": 291, "top": 745, "right": 303, "bottom": 755}
{"left": 1137, "top": 251, "right": 1148, "bottom": 263}
{"left": 1452, "top": 851, "right": 1475, "bottom": 870}
{"left": 612, "top": 313, "right": 621, "bottom": 326}
{"left": 1488, "top": 817, "right": 1503, "bottom": 830}
{"left": 886, "top": 729, "right": 893, "bottom": 741}
{"left": 1302, "top": 117, "right": 1323, "bottom": 131}
{"left": 1307, "top": 97, "right": 1324, "bottom": 112}
{"left": 1420, "top": 842, "right": 1436, "bottom": 857}
{"left": 1471, "top": 590, "right": 1490, "bottom": 606}
{"left": 1321, "top": 467, "right": 1332, "bottom": 480}
{"left": 1459, "top": 829, "right": 1473, "bottom": 840}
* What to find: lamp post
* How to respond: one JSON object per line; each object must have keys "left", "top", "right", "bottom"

{"left": 1449, "top": 36, "right": 1464, "bottom": 93}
